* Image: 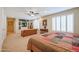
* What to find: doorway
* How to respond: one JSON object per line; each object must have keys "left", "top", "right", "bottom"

{"left": 7, "top": 17, "right": 15, "bottom": 35}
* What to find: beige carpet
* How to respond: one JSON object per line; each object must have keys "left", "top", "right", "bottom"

{"left": 2, "top": 33, "right": 35, "bottom": 52}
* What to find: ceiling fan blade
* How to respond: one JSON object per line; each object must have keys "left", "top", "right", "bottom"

{"left": 27, "top": 13, "right": 31, "bottom": 16}
{"left": 35, "top": 13, "right": 39, "bottom": 14}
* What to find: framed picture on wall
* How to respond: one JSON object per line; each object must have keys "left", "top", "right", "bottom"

{"left": 42, "top": 19, "right": 47, "bottom": 29}
{"left": 19, "top": 19, "right": 27, "bottom": 29}
{"left": 42, "top": 19, "right": 47, "bottom": 26}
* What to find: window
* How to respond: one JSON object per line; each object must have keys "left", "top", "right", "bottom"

{"left": 61, "top": 15, "right": 66, "bottom": 32}
{"left": 52, "top": 14, "right": 74, "bottom": 33}
{"left": 56, "top": 16, "right": 61, "bottom": 31}
{"left": 67, "top": 14, "right": 74, "bottom": 33}
{"left": 52, "top": 17, "right": 56, "bottom": 31}
{"left": 33, "top": 19, "right": 39, "bottom": 29}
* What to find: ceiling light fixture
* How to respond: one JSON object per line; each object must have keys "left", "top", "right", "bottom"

{"left": 31, "top": 14, "right": 35, "bottom": 16}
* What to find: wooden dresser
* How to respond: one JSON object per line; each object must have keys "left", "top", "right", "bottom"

{"left": 40, "top": 29, "right": 48, "bottom": 34}
{"left": 21, "top": 29, "right": 37, "bottom": 37}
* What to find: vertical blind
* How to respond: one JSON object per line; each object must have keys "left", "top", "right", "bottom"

{"left": 52, "top": 14, "right": 74, "bottom": 33}
{"left": 56, "top": 16, "right": 61, "bottom": 31}
{"left": 61, "top": 15, "right": 66, "bottom": 32}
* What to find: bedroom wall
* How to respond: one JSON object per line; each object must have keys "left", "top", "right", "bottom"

{"left": 0, "top": 8, "right": 6, "bottom": 51}
{"left": 74, "top": 9, "right": 79, "bottom": 34}
{"left": 3, "top": 8, "right": 28, "bottom": 34}
{"left": 40, "top": 16, "right": 52, "bottom": 32}
{"left": 40, "top": 7, "right": 79, "bottom": 34}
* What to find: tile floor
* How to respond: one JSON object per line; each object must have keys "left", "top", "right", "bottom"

{"left": 2, "top": 33, "right": 35, "bottom": 52}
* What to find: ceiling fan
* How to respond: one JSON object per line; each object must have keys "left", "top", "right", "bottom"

{"left": 26, "top": 11, "right": 39, "bottom": 16}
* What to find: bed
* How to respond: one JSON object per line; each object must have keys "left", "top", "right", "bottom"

{"left": 27, "top": 32, "right": 79, "bottom": 52}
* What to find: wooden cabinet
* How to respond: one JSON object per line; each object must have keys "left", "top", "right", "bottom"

{"left": 21, "top": 29, "right": 37, "bottom": 37}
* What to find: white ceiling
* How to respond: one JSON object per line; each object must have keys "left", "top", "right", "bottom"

{"left": 4, "top": 7, "right": 73, "bottom": 20}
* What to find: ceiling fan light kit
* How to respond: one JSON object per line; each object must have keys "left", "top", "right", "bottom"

{"left": 25, "top": 10, "right": 39, "bottom": 17}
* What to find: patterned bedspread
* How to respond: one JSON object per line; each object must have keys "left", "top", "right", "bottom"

{"left": 27, "top": 32, "right": 79, "bottom": 52}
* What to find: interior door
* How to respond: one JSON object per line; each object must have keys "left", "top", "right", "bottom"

{"left": 7, "top": 17, "right": 15, "bottom": 35}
